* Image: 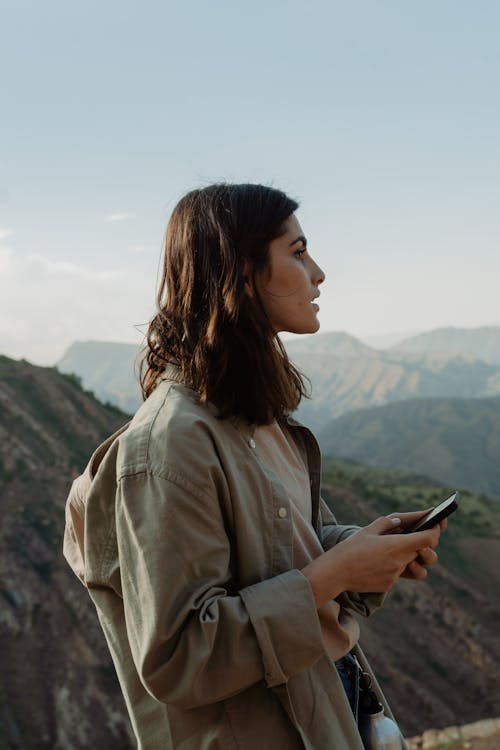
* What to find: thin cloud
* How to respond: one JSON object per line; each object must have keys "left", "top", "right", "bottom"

{"left": 107, "top": 212, "right": 133, "bottom": 222}
{"left": 0, "top": 247, "right": 13, "bottom": 274}
{"left": 28, "top": 253, "right": 115, "bottom": 282}
{"left": 0, "top": 228, "right": 13, "bottom": 240}
{"left": 0, "top": 248, "right": 151, "bottom": 365}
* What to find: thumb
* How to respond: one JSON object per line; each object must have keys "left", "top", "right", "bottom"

{"left": 367, "top": 516, "right": 402, "bottom": 535}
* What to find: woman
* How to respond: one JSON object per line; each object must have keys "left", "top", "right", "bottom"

{"left": 64, "top": 183, "right": 444, "bottom": 750}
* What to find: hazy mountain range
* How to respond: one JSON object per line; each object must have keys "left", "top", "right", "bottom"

{"left": 1, "top": 355, "right": 498, "bottom": 744}
{"left": 56, "top": 327, "right": 500, "bottom": 429}
{"left": 56, "top": 340, "right": 142, "bottom": 414}
{"left": 391, "top": 326, "right": 500, "bottom": 363}
{"left": 54, "top": 327, "right": 500, "bottom": 497}
{"left": 286, "top": 327, "right": 500, "bottom": 429}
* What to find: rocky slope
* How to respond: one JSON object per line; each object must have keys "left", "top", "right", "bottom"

{"left": 407, "top": 717, "right": 500, "bottom": 749}
{"left": 0, "top": 356, "right": 134, "bottom": 749}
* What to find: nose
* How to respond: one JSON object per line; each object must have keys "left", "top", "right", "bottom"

{"left": 312, "top": 258, "right": 325, "bottom": 286}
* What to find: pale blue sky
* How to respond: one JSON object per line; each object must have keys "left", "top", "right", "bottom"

{"left": 1, "top": 0, "right": 499, "bottom": 363}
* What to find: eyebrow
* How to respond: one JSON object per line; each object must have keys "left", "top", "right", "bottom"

{"left": 289, "top": 235, "right": 307, "bottom": 247}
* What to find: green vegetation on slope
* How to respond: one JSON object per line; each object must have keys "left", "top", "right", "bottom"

{"left": 322, "top": 457, "right": 500, "bottom": 539}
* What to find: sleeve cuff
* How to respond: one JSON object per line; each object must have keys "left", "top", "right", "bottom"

{"left": 338, "top": 590, "right": 388, "bottom": 617}
{"left": 240, "top": 569, "right": 326, "bottom": 687}
{"left": 321, "top": 523, "right": 361, "bottom": 551}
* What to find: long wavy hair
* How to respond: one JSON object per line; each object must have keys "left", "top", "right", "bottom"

{"left": 140, "top": 183, "right": 308, "bottom": 425}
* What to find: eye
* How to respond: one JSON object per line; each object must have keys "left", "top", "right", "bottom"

{"left": 294, "top": 247, "right": 306, "bottom": 258}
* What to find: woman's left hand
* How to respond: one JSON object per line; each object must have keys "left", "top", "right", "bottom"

{"left": 401, "top": 545, "right": 438, "bottom": 580}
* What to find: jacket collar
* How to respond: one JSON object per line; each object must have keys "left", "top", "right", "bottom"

{"left": 159, "top": 362, "right": 310, "bottom": 439}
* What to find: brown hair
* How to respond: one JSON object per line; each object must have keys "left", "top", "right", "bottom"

{"left": 140, "top": 183, "right": 308, "bottom": 424}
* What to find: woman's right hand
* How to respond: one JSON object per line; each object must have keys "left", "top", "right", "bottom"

{"left": 301, "top": 516, "right": 442, "bottom": 609}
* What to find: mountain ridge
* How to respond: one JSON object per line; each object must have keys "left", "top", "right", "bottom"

{"left": 392, "top": 326, "right": 500, "bottom": 364}
{"left": 318, "top": 395, "right": 500, "bottom": 498}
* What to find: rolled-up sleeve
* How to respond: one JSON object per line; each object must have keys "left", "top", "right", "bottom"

{"left": 319, "top": 496, "right": 360, "bottom": 550}
{"left": 115, "top": 471, "right": 326, "bottom": 710}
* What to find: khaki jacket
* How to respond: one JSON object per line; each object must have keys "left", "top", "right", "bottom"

{"left": 63, "top": 371, "right": 399, "bottom": 750}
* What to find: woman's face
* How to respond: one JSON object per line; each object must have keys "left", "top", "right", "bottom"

{"left": 252, "top": 214, "right": 325, "bottom": 335}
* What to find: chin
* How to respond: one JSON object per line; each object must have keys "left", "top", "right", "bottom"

{"left": 287, "top": 320, "right": 321, "bottom": 335}
{"left": 304, "top": 316, "right": 321, "bottom": 334}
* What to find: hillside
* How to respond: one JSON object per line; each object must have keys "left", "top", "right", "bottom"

{"left": 318, "top": 395, "right": 500, "bottom": 498}
{"left": 291, "top": 349, "right": 500, "bottom": 430}
{"left": 1, "top": 356, "right": 499, "bottom": 742}
{"left": 56, "top": 329, "right": 500, "bottom": 432}
{"left": 393, "top": 326, "right": 500, "bottom": 364}
{"left": 321, "top": 459, "right": 500, "bottom": 736}
{"left": 0, "top": 356, "right": 134, "bottom": 749}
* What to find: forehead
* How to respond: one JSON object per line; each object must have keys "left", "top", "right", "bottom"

{"left": 281, "top": 214, "right": 304, "bottom": 240}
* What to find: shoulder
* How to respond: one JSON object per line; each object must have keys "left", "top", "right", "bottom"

{"left": 116, "top": 379, "right": 242, "bottom": 489}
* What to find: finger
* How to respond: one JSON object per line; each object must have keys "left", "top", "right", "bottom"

{"left": 416, "top": 547, "right": 438, "bottom": 567}
{"left": 367, "top": 516, "right": 402, "bottom": 535}
{"left": 388, "top": 508, "right": 433, "bottom": 529}
{"left": 439, "top": 518, "right": 448, "bottom": 532}
{"left": 403, "top": 560, "right": 428, "bottom": 580}
{"left": 406, "top": 525, "right": 441, "bottom": 550}
{"left": 400, "top": 562, "right": 418, "bottom": 579}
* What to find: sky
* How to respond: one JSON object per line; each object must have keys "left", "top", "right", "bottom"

{"left": 1, "top": 0, "right": 499, "bottom": 364}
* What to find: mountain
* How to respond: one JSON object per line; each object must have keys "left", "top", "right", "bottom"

{"left": 321, "top": 459, "right": 500, "bottom": 736}
{"left": 284, "top": 330, "right": 377, "bottom": 357}
{"left": 361, "top": 331, "right": 421, "bottom": 349}
{"left": 57, "top": 340, "right": 142, "bottom": 414}
{"left": 55, "top": 329, "right": 500, "bottom": 432}
{"left": 2, "top": 355, "right": 499, "bottom": 742}
{"left": 318, "top": 395, "right": 500, "bottom": 498}
{"left": 291, "top": 349, "right": 500, "bottom": 431}
{"left": 0, "top": 355, "right": 134, "bottom": 749}
{"left": 392, "top": 326, "right": 500, "bottom": 364}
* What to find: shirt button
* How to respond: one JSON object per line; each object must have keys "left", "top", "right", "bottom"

{"left": 277, "top": 507, "right": 288, "bottom": 519}
{"left": 248, "top": 438, "right": 256, "bottom": 449}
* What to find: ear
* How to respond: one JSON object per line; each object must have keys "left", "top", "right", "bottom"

{"left": 241, "top": 259, "right": 255, "bottom": 299}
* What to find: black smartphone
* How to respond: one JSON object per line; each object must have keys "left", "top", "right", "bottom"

{"left": 405, "top": 491, "right": 460, "bottom": 533}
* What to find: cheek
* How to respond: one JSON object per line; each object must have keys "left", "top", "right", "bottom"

{"left": 266, "top": 262, "right": 304, "bottom": 297}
